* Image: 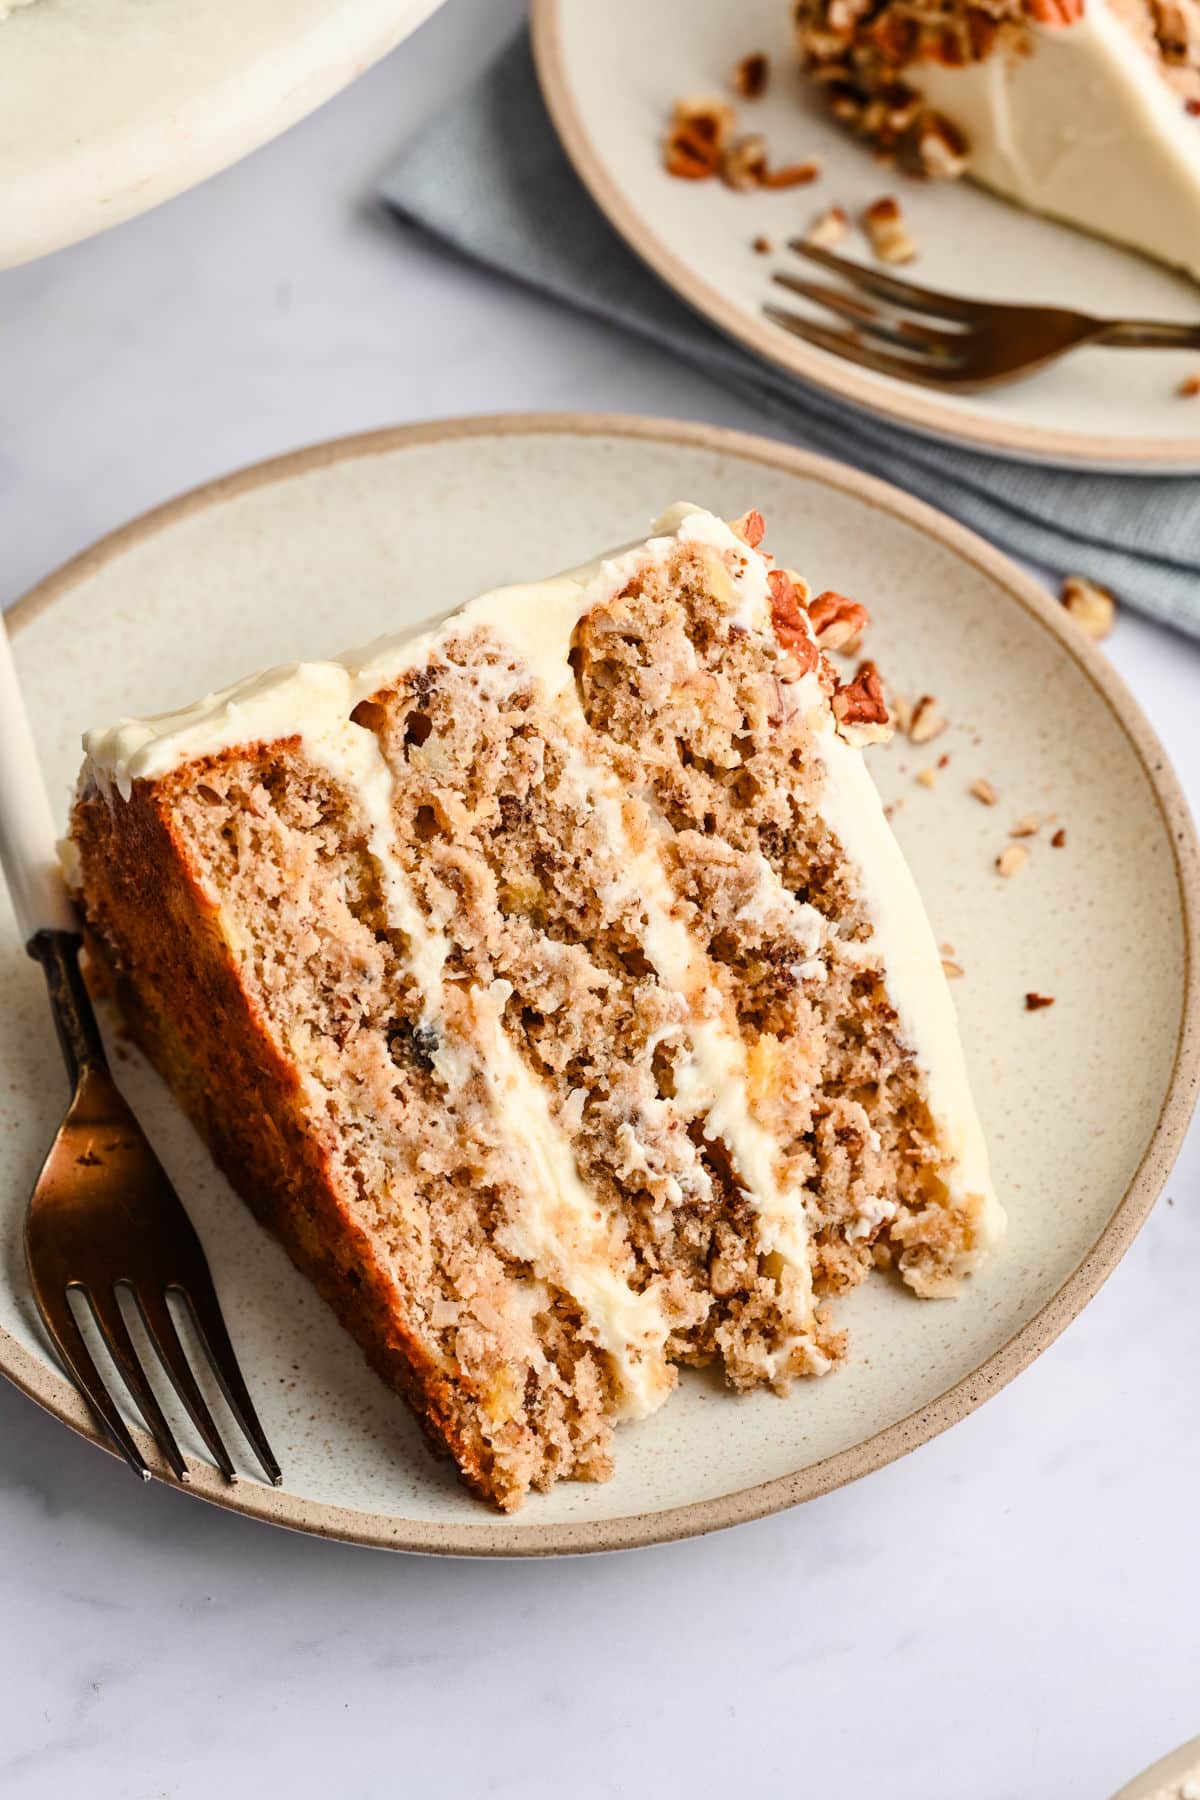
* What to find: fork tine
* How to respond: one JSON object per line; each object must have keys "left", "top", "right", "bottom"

{"left": 32, "top": 1281, "right": 151, "bottom": 1481}
{"left": 85, "top": 1285, "right": 189, "bottom": 1482}
{"left": 763, "top": 306, "right": 966, "bottom": 385}
{"left": 771, "top": 273, "right": 964, "bottom": 355}
{"left": 172, "top": 1274, "right": 282, "bottom": 1486}
{"left": 133, "top": 1286, "right": 237, "bottom": 1483}
{"left": 786, "top": 241, "right": 985, "bottom": 321}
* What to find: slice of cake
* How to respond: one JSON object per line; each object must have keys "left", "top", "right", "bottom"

{"left": 793, "top": 0, "right": 1200, "bottom": 279}
{"left": 69, "top": 504, "right": 1001, "bottom": 1511}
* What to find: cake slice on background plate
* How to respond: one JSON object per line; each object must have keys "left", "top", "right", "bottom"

{"left": 69, "top": 504, "right": 1002, "bottom": 1511}
{"left": 793, "top": 0, "right": 1200, "bottom": 280}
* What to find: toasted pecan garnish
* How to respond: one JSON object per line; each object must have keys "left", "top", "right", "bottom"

{"left": 732, "top": 51, "right": 771, "bottom": 99}
{"left": 863, "top": 194, "right": 918, "bottom": 264}
{"left": 730, "top": 508, "right": 766, "bottom": 548}
{"left": 762, "top": 158, "right": 823, "bottom": 188}
{"left": 1024, "top": 0, "right": 1082, "bottom": 24}
{"left": 806, "top": 204, "right": 850, "bottom": 248}
{"left": 807, "top": 589, "right": 870, "bottom": 652}
{"left": 832, "top": 660, "right": 889, "bottom": 740}
{"left": 768, "top": 569, "right": 820, "bottom": 672}
{"left": 664, "top": 97, "right": 735, "bottom": 180}
{"left": 1060, "top": 574, "right": 1115, "bottom": 641}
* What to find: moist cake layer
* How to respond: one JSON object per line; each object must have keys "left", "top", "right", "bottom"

{"left": 71, "top": 503, "right": 1002, "bottom": 1509}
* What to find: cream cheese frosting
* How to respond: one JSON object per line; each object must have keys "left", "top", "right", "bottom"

{"left": 81, "top": 504, "right": 1001, "bottom": 1399}
{"left": 909, "top": 0, "right": 1200, "bottom": 279}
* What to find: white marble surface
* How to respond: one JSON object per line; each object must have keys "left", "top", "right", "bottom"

{"left": 1, "top": 3, "right": 1198, "bottom": 1794}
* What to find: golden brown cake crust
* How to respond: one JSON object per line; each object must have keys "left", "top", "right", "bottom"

{"left": 71, "top": 772, "right": 515, "bottom": 1509}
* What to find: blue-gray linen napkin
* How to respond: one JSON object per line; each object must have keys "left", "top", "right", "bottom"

{"left": 381, "top": 28, "right": 1200, "bottom": 639}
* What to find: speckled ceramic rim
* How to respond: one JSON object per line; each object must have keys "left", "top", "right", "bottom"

{"left": 5, "top": 412, "right": 1198, "bottom": 1556}
{"left": 530, "top": 0, "right": 1200, "bottom": 472}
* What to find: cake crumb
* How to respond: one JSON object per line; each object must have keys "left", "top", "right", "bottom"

{"left": 908, "top": 695, "right": 947, "bottom": 744}
{"left": 1178, "top": 372, "right": 1200, "bottom": 398}
{"left": 941, "top": 958, "right": 964, "bottom": 979}
{"left": 863, "top": 195, "right": 918, "bottom": 265}
{"left": 1025, "top": 992, "right": 1055, "bottom": 1011}
{"left": 970, "top": 777, "right": 998, "bottom": 806}
{"left": 996, "top": 843, "right": 1029, "bottom": 877}
{"left": 1050, "top": 827, "right": 1066, "bottom": 848}
{"left": 1061, "top": 574, "right": 1116, "bottom": 641}
{"left": 1010, "top": 814, "right": 1041, "bottom": 838}
{"left": 732, "top": 52, "right": 770, "bottom": 99}
{"left": 752, "top": 234, "right": 773, "bottom": 255}
{"left": 915, "top": 767, "right": 938, "bottom": 789}
{"left": 806, "top": 204, "right": 850, "bottom": 248}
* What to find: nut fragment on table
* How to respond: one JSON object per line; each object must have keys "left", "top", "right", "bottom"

{"left": 1060, "top": 574, "right": 1116, "bottom": 641}
{"left": 969, "top": 777, "right": 998, "bottom": 806}
{"left": 941, "top": 958, "right": 964, "bottom": 979}
{"left": 1025, "top": 992, "right": 1055, "bottom": 1010}
{"left": 1010, "top": 814, "right": 1041, "bottom": 838}
{"left": 1178, "top": 372, "right": 1200, "bottom": 397}
{"left": 996, "top": 843, "right": 1029, "bottom": 877}
{"left": 1051, "top": 827, "right": 1067, "bottom": 848}
{"left": 863, "top": 195, "right": 918, "bottom": 264}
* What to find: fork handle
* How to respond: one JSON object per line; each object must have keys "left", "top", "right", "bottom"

{"left": 0, "top": 614, "right": 77, "bottom": 942}
{"left": 28, "top": 928, "right": 110, "bottom": 1088}
{"left": 1097, "top": 320, "right": 1200, "bottom": 351}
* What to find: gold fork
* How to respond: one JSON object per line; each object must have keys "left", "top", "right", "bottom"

{"left": 0, "top": 618, "right": 281, "bottom": 1488}
{"left": 766, "top": 241, "right": 1200, "bottom": 391}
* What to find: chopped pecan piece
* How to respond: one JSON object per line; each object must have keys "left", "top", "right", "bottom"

{"left": 1025, "top": 992, "right": 1056, "bottom": 1010}
{"left": 832, "top": 660, "right": 890, "bottom": 742}
{"left": 763, "top": 158, "right": 822, "bottom": 188}
{"left": 996, "top": 843, "right": 1029, "bottom": 877}
{"left": 969, "top": 777, "right": 997, "bottom": 806}
{"left": 730, "top": 508, "right": 766, "bottom": 548}
{"left": 807, "top": 589, "right": 870, "bottom": 652}
{"left": 768, "top": 569, "right": 819, "bottom": 672}
{"left": 863, "top": 194, "right": 918, "bottom": 264}
{"left": 908, "top": 694, "right": 947, "bottom": 744}
{"left": 916, "top": 113, "right": 969, "bottom": 178}
{"left": 806, "top": 203, "right": 850, "bottom": 248}
{"left": 664, "top": 97, "right": 736, "bottom": 180}
{"left": 1051, "top": 827, "right": 1067, "bottom": 848}
{"left": 732, "top": 52, "right": 771, "bottom": 99}
{"left": 1178, "top": 372, "right": 1200, "bottom": 398}
{"left": 1024, "top": 0, "right": 1083, "bottom": 24}
{"left": 1060, "top": 573, "right": 1115, "bottom": 641}
{"left": 1010, "top": 813, "right": 1041, "bottom": 838}
{"left": 721, "top": 133, "right": 770, "bottom": 190}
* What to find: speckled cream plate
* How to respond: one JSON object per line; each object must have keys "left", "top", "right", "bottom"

{"left": 2, "top": 414, "right": 1197, "bottom": 1555}
{"left": 1110, "top": 1735, "right": 1200, "bottom": 1800}
{"left": 533, "top": 0, "right": 1200, "bottom": 470}
{"left": 0, "top": 0, "right": 448, "bottom": 271}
